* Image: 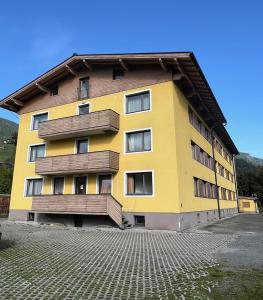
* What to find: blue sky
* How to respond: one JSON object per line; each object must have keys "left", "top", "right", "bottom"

{"left": 0, "top": 0, "right": 262, "bottom": 156}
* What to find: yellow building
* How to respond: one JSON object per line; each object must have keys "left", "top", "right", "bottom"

{"left": 0, "top": 52, "right": 239, "bottom": 230}
{"left": 239, "top": 196, "right": 258, "bottom": 213}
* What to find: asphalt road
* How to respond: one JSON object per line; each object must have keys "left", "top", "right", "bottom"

{"left": 202, "top": 214, "right": 263, "bottom": 268}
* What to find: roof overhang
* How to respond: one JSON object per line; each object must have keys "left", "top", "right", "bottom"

{"left": 0, "top": 52, "right": 238, "bottom": 154}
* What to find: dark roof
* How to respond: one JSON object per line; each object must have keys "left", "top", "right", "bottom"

{"left": 0, "top": 52, "right": 238, "bottom": 154}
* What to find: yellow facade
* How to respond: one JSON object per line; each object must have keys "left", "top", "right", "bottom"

{"left": 239, "top": 197, "right": 258, "bottom": 213}
{"left": 11, "top": 80, "right": 238, "bottom": 222}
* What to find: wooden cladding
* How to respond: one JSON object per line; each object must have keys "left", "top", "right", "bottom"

{"left": 38, "top": 109, "right": 119, "bottom": 140}
{"left": 32, "top": 194, "right": 123, "bottom": 227}
{"left": 35, "top": 150, "right": 119, "bottom": 175}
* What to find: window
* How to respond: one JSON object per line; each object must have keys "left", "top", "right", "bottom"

{"left": 221, "top": 188, "right": 227, "bottom": 200}
{"left": 76, "top": 139, "right": 88, "bottom": 154}
{"left": 32, "top": 113, "right": 48, "bottom": 130}
{"left": 53, "top": 177, "right": 64, "bottom": 195}
{"left": 113, "top": 69, "right": 124, "bottom": 80}
{"left": 29, "top": 144, "right": 45, "bottom": 162}
{"left": 126, "top": 130, "right": 151, "bottom": 153}
{"left": 126, "top": 172, "right": 153, "bottom": 195}
{"left": 50, "top": 86, "right": 58, "bottom": 96}
{"left": 188, "top": 108, "right": 212, "bottom": 144}
{"left": 26, "top": 178, "right": 43, "bottom": 196}
{"left": 78, "top": 104, "right": 90, "bottom": 115}
{"left": 191, "top": 141, "right": 214, "bottom": 170}
{"left": 79, "top": 78, "right": 89, "bottom": 99}
{"left": 194, "top": 177, "right": 217, "bottom": 199}
{"left": 134, "top": 215, "right": 145, "bottom": 227}
{"left": 126, "top": 91, "right": 150, "bottom": 114}
{"left": 243, "top": 201, "right": 250, "bottom": 208}
{"left": 28, "top": 213, "right": 35, "bottom": 221}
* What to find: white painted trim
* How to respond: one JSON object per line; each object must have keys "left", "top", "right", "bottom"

{"left": 72, "top": 175, "right": 88, "bottom": 195}
{"left": 27, "top": 143, "right": 46, "bottom": 163}
{"left": 124, "top": 170, "right": 155, "bottom": 198}
{"left": 51, "top": 176, "right": 65, "bottom": 195}
{"left": 123, "top": 127, "right": 153, "bottom": 155}
{"left": 24, "top": 176, "right": 44, "bottom": 198}
{"left": 96, "top": 174, "right": 113, "bottom": 195}
{"left": 123, "top": 88, "right": 152, "bottom": 115}
{"left": 76, "top": 102, "right": 91, "bottom": 115}
{"left": 74, "top": 138, "right": 90, "bottom": 154}
{"left": 30, "top": 111, "right": 49, "bottom": 131}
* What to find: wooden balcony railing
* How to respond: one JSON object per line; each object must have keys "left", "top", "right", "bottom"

{"left": 38, "top": 109, "right": 119, "bottom": 140}
{"left": 35, "top": 150, "right": 119, "bottom": 175}
{"left": 32, "top": 194, "right": 123, "bottom": 227}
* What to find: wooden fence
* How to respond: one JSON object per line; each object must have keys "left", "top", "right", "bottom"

{"left": 0, "top": 194, "right": 10, "bottom": 215}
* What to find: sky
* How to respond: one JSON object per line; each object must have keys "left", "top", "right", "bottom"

{"left": 0, "top": 0, "right": 262, "bottom": 157}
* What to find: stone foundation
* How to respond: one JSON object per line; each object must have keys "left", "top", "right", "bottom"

{"left": 9, "top": 208, "right": 238, "bottom": 231}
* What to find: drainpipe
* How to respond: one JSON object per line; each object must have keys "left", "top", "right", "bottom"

{"left": 211, "top": 127, "right": 221, "bottom": 219}
{"left": 233, "top": 154, "right": 240, "bottom": 213}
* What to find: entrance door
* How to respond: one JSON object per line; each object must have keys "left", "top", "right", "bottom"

{"left": 98, "top": 175, "right": 112, "bottom": 194}
{"left": 75, "top": 176, "right": 87, "bottom": 195}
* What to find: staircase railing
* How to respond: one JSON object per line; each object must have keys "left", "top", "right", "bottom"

{"left": 106, "top": 195, "right": 123, "bottom": 228}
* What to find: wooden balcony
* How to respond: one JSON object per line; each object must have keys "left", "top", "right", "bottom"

{"left": 38, "top": 109, "right": 119, "bottom": 140}
{"left": 35, "top": 151, "right": 119, "bottom": 175}
{"left": 32, "top": 194, "right": 123, "bottom": 227}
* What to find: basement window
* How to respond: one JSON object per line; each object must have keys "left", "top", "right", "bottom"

{"left": 134, "top": 215, "right": 145, "bottom": 227}
{"left": 28, "top": 213, "right": 35, "bottom": 221}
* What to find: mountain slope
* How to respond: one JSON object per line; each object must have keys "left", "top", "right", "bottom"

{"left": 236, "top": 152, "right": 263, "bottom": 167}
{"left": 0, "top": 118, "right": 18, "bottom": 163}
{"left": 0, "top": 118, "right": 18, "bottom": 141}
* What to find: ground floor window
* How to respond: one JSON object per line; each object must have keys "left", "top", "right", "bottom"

{"left": 243, "top": 201, "right": 250, "bottom": 208}
{"left": 53, "top": 177, "right": 64, "bottom": 195}
{"left": 126, "top": 172, "right": 153, "bottom": 195}
{"left": 134, "top": 215, "right": 145, "bottom": 226}
{"left": 26, "top": 178, "right": 43, "bottom": 196}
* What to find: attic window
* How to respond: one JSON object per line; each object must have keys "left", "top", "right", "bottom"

{"left": 113, "top": 69, "right": 124, "bottom": 80}
{"left": 50, "top": 86, "right": 59, "bottom": 96}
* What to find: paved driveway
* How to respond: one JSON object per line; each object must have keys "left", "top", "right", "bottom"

{"left": 0, "top": 220, "right": 235, "bottom": 299}
{"left": 201, "top": 213, "right": 263, "bottom": 269}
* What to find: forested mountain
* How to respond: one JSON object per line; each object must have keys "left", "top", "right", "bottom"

{"left": 0, "top": 118, "right": 18, "bottom": 142}
{"left": 236, "top": 153, "right": 263, "bottom": 202}
{"left": 0, "top": 118, "right": 18, "bottom": 193}
{"left": 0, "top": 118, "right": 18, "bottom": 164}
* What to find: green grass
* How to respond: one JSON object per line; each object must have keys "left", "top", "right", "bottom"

{"left": 193, "top": 266, "right": 263, "bottom": 300}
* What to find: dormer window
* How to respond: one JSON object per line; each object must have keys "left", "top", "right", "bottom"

{"left": 50, "top": 86, "right": 58, "bottom": 96}
{"left": 113, "top": 69, "right": 124, "bottom": 80}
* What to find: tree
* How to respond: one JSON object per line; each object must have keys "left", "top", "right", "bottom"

{"left": 0, "top": 166, "right": 13, "bottom": 194}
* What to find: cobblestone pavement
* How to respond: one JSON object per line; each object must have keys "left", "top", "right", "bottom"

{"left": 0, "top": 221, "right": 236, "bottom": 299}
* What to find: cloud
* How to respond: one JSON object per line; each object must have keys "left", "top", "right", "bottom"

{"left": 31, "top": 34, "right": 71, "bottom": 59}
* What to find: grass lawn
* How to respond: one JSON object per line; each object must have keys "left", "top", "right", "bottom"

{"left": 194, "top": 266, "right": 263, "bottom": 299}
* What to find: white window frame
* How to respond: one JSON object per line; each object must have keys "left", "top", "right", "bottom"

{"left": 30, "top": 111, "right": 49, "bottom": 131}
{"left": 24, "top": 176, "right": 44, "bottom": 197}
{"left": 51, "top": 176, "right": 65, "bottom": 195}
{"left": 72, "top": 175, "right": 88, "bottom": 194}
{"left": 124, "top": 128, "right": 153, "bottom": 154}
{"left": 74, "top": 138, "right": 90, "bottom": 154}
{"left": 124, "top": 170, "right": 154, "bottom": 198}
{"left": 76, "top": 102, "right": 91, "bottom": 115}
{"left": 96, "top": 174, "right": 113, "bottom": 195}
{"left": 27, "top": 143, "right": 46, "bottom": 163}
{"left": 123, "top": 89, "right": 152, "bottom": 115}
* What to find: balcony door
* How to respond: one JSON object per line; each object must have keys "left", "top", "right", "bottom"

{"left": 98, "top": 175, "right": 112, "bottom": 194}
{"left": 74, "top": 176, "right": 87, "bottom": 195}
